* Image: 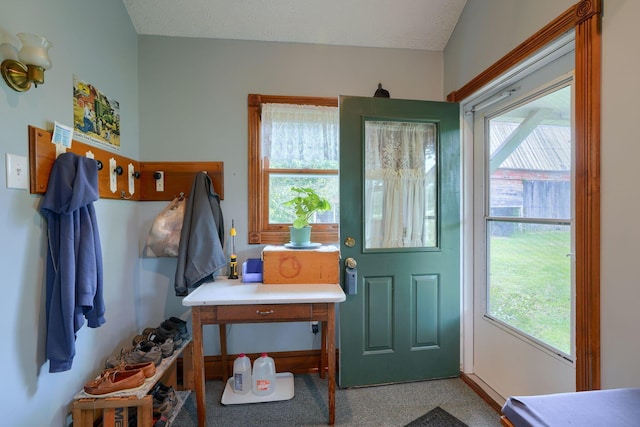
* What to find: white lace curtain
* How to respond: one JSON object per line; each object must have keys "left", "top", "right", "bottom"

{"left": 364, "top": 121, "right": 436, "bottom": 248}
{"left": 261, "top": 103, "right": 338, "bottom": 165}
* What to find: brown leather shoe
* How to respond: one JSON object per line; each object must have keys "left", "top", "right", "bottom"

{"left": 95, "top": 361, "right": 156, "bottom": 380}
{"left": 120, "top": 361, "right": 156, "bottom": 378}
{"left": 83, "top": 369, "right": 145, "bottom": 395}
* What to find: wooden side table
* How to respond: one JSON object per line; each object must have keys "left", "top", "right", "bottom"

{"left": 183, "top": 280, "right": 346, "bottom": 426}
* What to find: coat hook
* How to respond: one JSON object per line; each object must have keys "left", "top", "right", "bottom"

{"left": 113, "top": 165, "right": 123, "bottom": 175}
{"left": 131, "top": 171, "right": 141, "bottom": 179}
{"left": 120, "top": 190, "right": 132, "bottom": 200}
{"left": 96, "top": 160, "right": 103, "bottom": 170}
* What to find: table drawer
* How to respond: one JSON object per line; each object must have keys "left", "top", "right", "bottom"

{"left": 217, "top": 304, "right": 311, "bottom": 321}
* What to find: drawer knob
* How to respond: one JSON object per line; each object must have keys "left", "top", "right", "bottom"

{"left": 256, "top": 309, "right": 274, "bottom": 315}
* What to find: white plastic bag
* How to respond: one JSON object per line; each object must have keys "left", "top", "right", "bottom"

{"left": 144, "top": 197, "right": 185, "bottom": 257}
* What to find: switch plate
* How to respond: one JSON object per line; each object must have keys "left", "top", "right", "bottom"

{"left": 6, "top": 153, "right": 28, "bottom": 190}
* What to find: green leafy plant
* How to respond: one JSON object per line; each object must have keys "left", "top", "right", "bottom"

{"left": 283, "top": 186, "right": 332, "bottom": 229}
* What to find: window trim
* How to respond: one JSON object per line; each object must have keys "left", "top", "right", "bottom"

{"left": 248, "top": 94, "right": 339, "bottom": 244}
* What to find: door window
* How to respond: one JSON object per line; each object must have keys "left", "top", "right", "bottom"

{"left": 363, "top": 120, "right": 438, "bottom": 249}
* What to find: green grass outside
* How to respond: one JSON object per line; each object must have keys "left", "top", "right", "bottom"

{"left": 489, "top": 227, "right": 572, "bottom": 354}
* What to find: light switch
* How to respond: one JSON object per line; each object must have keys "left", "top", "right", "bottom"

{"left": 6, "top": 153, "right": 28, "bottom": 190}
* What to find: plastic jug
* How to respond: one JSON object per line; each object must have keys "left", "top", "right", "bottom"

{"left": 252, "top": 353, "right": 276, "bottom": 396}
{"left": 232, "top": 353, "right": 252, "bottom": 394}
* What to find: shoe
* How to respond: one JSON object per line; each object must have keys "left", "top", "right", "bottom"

{"left": 153, "top": 325, "right": 183, "bottom": 349}
{"left": 153, "top": 392, "right": 176, "bottom": 416}
{"left": 100, "top": 361, "right": 157, "bottom": 379}
{"left": 118, "top": 361, "right": 156, "bottom": 378}
{"left": 132, "top": 333, "right": 147, "bottom": 347}
{"left": 142, "top": 327, "right": 156, "bottom": 336}
{"left": 152, "top": 383, "right": 176, "bottom": 420}
{"left": 133, "top": 327, "right": 161, "bottom": 346}
{"left": 155, "top": 336, "right": 175, "bottom": 358}
{"left": 150, "top": 381, "right": 173, "bottom": 397}
{"left": 151, "top": 382, "right": 176, "bottom": 426}
{"left": 127, "top": 340, "right": 164, "bottom": 366}
{"left": 148, "top": 330, "right": 176, "bottom": 357}
{"left": 84, "top": 369, "right": 145, "bottom": 395}
{"left": 163, "top": 317, "right": 190, "bottom": 340}
{"left": 135, "top": 330, "right": 175, "bottom": 358}
{"left": 105, "top": 340, "right": 163, "bottom": 369}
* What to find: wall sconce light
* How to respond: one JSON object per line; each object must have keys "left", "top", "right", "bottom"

{"left": 0, "top": 32, "right": 52, "bottom": 92}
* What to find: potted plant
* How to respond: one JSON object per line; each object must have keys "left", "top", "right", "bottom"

{"left": 283, "top": 186, "right": 331, "bottom": 246}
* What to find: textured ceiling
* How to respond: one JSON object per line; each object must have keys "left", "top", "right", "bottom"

{"left": 122, "top": 0, "right": 467, "bottom": 51}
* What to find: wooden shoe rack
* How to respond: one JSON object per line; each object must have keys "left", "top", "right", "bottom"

{"left": 71, "top": 338, "right": 193, "bottom": 427}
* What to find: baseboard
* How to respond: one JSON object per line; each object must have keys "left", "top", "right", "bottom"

{"left": 460, "top": 372, "right": 506, "bottom": 414}
{"left": 178, "top": 349, "right": 337, "bottom": 382}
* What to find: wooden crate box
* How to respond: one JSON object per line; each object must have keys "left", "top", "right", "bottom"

{"left": 72, "top": 395, "right": 152, "bottom": 427}
{"left": 262, "top": 245, "right": 340, "bottom": 284}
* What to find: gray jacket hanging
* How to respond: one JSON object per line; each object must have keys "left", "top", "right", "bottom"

{"left": 174, "top": 172, "right": 225, "bottom": 296}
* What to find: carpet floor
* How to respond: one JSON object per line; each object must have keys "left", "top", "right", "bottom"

{"left": 171, "top": 375, "right": 502, "bottom": 426}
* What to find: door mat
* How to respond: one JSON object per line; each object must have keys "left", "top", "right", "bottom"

{"left": 404, "top": 406, "right": 469, "bottom": 427}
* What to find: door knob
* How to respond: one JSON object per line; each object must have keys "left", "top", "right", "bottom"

{"left": 344, "top": 258, "right": 357, "bottom": 294}
{"left": 345, "top": 257, "right": 357, "bottom": 269}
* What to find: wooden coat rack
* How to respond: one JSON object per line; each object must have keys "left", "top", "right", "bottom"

{"left": 28, "top": 126, "right": 224, "bottom": 201}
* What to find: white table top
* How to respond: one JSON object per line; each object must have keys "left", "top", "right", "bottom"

{"left": 182, "top": 278, "right": 346, "bottom": 306}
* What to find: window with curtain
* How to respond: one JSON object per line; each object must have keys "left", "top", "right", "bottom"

{"left": 248, "top": 94, "right": 339, "bottom": 244}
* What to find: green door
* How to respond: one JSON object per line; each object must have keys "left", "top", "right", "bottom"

{"left": 339, "top": 96, "right": 460, "bottom": 387}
